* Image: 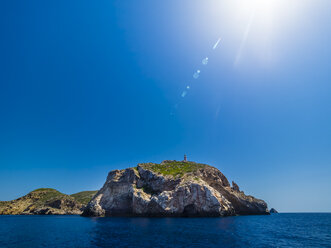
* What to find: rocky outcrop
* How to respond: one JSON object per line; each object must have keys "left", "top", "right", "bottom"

{"left": 232, "top": 181, "right": 240, "bottom": 192}
{"left": 0, "top": 189, "right": 97, "bottom": 215}
{"left": 270, "top": 208, "right": 278, "bottom": 213}
{"left": 83, "top": 161, "right": 269, "bottom": 217}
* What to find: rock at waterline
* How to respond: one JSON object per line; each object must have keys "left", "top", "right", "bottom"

{"left": 83, "top": 160, "right": 269, "bottom": 217}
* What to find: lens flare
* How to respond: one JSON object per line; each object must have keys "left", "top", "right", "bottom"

{"left": 193, "top": 70, "right": 201, "bottom": 79}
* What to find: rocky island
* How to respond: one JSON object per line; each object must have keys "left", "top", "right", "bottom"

{"left": 0, "top": 188, "right": 97, "bottom": 215}
{"left": 83, "top": 160, "right": 269, "bottom": 217}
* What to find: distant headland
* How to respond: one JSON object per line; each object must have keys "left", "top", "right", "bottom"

{"left": 0, "top": 189, "right": 97, "bottom": 215}
{"left": 1, "top": 158, "right": 270, "bottom": 217}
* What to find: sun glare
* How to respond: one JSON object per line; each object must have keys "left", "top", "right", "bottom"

{"left": 228, "top": 0, "right": 291, "bottom": 65}
{"left": 237, "top": 0, "right": 279, "bottom": 15}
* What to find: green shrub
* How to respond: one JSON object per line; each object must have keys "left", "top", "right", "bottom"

{"left": 140, "top": 161, "right": 207, "bottom": 177}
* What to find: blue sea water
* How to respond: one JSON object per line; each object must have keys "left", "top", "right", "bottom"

{"left": 0, "top": 213, "right": 330, "bottom": 248}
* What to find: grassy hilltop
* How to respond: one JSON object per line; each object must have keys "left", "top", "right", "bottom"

{"left": 139, "top": 160, "right": 209, "bottom": 177}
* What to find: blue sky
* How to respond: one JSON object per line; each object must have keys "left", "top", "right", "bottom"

{"left": 0, "top": 0, "right": 330, "bottom": 212}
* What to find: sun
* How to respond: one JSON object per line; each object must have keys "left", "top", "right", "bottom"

{"left": 229, "top": 0, "right": 289, "bottom": 65}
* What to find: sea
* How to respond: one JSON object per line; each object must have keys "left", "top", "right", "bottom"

{"left": 0, "top": 213, "right": 330, "bottom": 248}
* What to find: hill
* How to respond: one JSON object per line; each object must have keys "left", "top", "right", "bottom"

{"left": 83, "top": 160, "right": 269, "bottom": 217}
{"left": 71, "top": 191, "right": 98, "bottom": 205}
{"left": 0, "top": 188, "right": 97, "bottom": 215}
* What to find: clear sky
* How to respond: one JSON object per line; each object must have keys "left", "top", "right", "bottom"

{"left": 0, "top": 0, "right": 330, "bottom": 212}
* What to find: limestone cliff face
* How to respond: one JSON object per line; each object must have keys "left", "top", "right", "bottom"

{"left": 83, "top": 161, "right": 269, "bottom": 217}
{"left": 0, "top": 189, "right": 97, "bottom": 215}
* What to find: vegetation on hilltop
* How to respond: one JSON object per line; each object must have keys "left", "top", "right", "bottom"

{"left": 32, "top": 188, "right": 60, "bottom": 193}
{"left": 71, "top": 191, "right": 98, "bottom": 205}
{"left": 140, "top": 161, "right": 208, "bottom": 177}
{"left": 31, "top": 188, "right": 67, "bottom": 205}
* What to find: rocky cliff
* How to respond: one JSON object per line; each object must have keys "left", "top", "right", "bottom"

{"left": 0, "top": 188, "right": 97, "bottom": 215}
{"left": 83, "top": 161, "right": 269, "bottom": 217}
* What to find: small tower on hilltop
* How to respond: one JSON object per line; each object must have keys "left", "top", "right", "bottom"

{"left": 183, "top": 154, "right": 187, "bottom": 162}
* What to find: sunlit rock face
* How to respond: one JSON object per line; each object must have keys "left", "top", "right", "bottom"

{"left": 83, "top": 161, "right": 269, "bottom": 217}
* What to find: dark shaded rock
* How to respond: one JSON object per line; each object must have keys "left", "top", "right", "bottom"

{"left": 232, "top": 181, "right": 240, "bottom": 192}
{"left": 270, "top": 208, "right": 278, "bottom": 213}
